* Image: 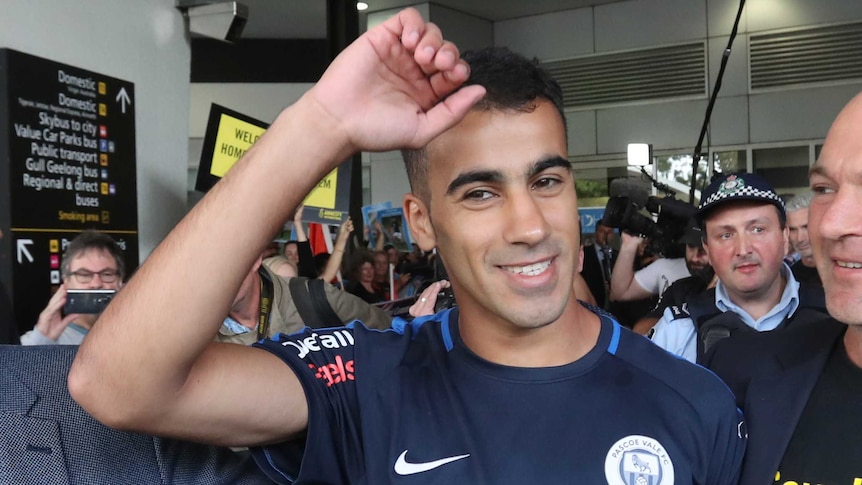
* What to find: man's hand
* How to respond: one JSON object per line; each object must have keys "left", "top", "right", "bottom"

{"left": 338, "top": 218, "right": 354, "bottom": 241}
{"left": 609, "top": 232, "right": 651, "bottom": 302}
{"left": 409, "top": 280, "right": 450, "bottom": 317}
{"left": 293, "top": 205, "right": 304, "bottom": 225}
{"left": 34, "top": 284, "right": 79, "bottom": 341}
{"left": 307, "top": 7, "right": 486, "bottom": 155}
{"left": 620, "top": 232, "right": 643, "bottom": 251}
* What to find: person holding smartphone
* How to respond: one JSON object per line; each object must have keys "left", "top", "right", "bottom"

{"left": 20, "top": 230, "right": 124, "bottom": 345}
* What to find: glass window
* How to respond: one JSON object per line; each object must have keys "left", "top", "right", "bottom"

{"left": 655, "top": 153, "right": 708, "bottom": 204}
{"left": 361, "top": 164, "right": 372, "bottom": 206}
{"left": 712, "top": 149, "right": 747, "bottom": 175}
{"left": 752, "top": 146, "right": 809, "bottom": 196}
{"left": 573, "top": 165, "right": 631, "bottom": 209}
{"left": 573, "top": 165, "right": 629, "bottom": 239}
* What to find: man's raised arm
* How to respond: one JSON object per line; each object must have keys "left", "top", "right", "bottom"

{"left": 609, "top": 232, "right": 651, "bottom": 301}
{"left": 68, "top": 8, "right": 484, "bottom": 447}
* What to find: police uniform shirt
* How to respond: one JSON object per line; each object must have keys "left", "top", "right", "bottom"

{"left": 649, "top": 264, "right": 801, "bottom": 362}
{"left": 250, "top": 305, "right": 745, "bottom": 484}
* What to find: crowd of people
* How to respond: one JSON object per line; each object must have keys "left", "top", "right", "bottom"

{"left": 1, "top": 7, "right": 861, "bottom": 484}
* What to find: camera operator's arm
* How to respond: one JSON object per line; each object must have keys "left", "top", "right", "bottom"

{"left": 319, "top": 218, "right": 353, "bottom": 282}
{"left": 609, "top": 232, "right": 652, "bottom": 301}
{"left": 69, "top": 7, "right": 484, "bottom": 447}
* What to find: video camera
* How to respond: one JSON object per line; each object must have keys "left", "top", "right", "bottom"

{"left": 601, "top": 178, "right": 696, "bottom": 257}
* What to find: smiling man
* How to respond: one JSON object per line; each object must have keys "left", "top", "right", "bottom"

{"left": 702, "top": 91, "right": 862, "bottom": 485}
{"left": 649, "top": 172, "right": 828, "bottom": 363}
{"left": 70, "top": 9, "right": 743, "bottom": 484}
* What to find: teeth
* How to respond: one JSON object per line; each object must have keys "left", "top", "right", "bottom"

{"left": 504, "top": 260, "right": 551, "bottom": 276}
{"left": 837, "top": 261, "right": 862, "bottom": 269}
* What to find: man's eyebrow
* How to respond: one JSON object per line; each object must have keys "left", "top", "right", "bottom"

{"left": 446, "top": 169, "right": 504, "bottom": 196}
{"left": 528, "top": 156, "right": 572, "bottom": 178}
{"left": 809, "top": 163, "right": 825, "bottom": 179}
{"left": 445, "top": 156, "right": 572, "bottom": 196}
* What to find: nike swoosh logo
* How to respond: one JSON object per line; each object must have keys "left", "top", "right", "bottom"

{"left": 393, "top": 450, "right": 470, "bottom": 476}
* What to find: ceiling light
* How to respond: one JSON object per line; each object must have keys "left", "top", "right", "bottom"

{"left": 356, "top": 2, "right": 368, "bottom": 11}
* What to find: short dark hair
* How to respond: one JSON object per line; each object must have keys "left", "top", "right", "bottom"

{"left": 402, "top": 46, "right": 566, "bottom": 202}
{"left": 61, "top": 230, "right": 125, "bottom": 280}
{"left": 348, "top": 250, "right": 376, "bottom": 279}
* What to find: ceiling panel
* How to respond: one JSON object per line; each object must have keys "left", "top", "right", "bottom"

{"left": 238, "top": 0, "right": 626, "bottom": 39}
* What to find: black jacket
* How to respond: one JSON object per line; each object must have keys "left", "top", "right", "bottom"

{"left": 703, "top": 317, "right": 846, "bottom": 485}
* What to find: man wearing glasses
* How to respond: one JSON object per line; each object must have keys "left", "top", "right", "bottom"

{"left": 20, "top": 230, "right": 125, "bottom": 345}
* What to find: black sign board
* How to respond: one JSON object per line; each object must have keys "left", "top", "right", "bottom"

{"left": 195, "top": 103, "right": 352, "bottom": 224}
{"left": 0, "top": 49, "right": 138, "bottom": 336}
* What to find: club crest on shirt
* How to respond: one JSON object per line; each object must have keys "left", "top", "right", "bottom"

{"left": 604, "top": 435, "right": 675, "bottom": 485}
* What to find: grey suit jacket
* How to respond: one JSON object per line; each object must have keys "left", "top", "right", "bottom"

{"left": 0, "top": 344, "right": 273, "bottom": 485}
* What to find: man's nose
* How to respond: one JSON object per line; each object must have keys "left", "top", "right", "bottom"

{"left": 87, "top": 275, "right": 106, "bottom": 289}
{"left": 502, "top": 191, "right": 550, "bottom": 247}
{"left": 734, "top": 232, "right": 753, "bottom": 256}
{"left": 816, "top": 189, "right": 862, "bottom": 242}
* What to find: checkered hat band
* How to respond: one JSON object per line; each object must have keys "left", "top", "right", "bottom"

{"left": 699, "top": 185, "right": 784, "bottom": 210}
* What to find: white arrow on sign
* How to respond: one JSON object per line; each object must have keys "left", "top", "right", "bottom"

{"left": 17, "top": 239, "right": 34, "bottom": 264}
{"left": 116, "top": 87, "right": 132, "bottom": 114}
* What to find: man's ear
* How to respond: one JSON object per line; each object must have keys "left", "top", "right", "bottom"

{"left": 404, "top": 194, "right": 436, "bottom": 252}
{"left": 578, "top": 245, "right": 585, "bottom": 273}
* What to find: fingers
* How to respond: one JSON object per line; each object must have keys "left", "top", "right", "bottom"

{"left": 381, "top": 7, "right": 426, "bottom": 50}
{"left": 413, "top": 23, "right": 447, "bottom": 75}
{"left": 45, "top": 284, "right": 68, "bottom": 312}
{"left": 409, "top": 281, "right": 442, "bottom": 317}
{"left": 62, "top": 313, "right": 81, "bottom": 325}
{"left": 412, "top": 84, "right": 486, "bottom": 147}
{"left": 383, "top": 9, "right": 465, "bottom": 88}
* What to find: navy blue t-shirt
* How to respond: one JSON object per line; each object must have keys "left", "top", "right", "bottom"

{"left": 251, "top": 306, "right": 745, "bottom": 484}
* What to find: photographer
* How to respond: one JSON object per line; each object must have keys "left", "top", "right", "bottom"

{"left": 20, "top": 230, "right": 125, "bottom": 345}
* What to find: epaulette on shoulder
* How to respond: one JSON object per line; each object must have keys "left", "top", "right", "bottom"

{"left": 667, "top": 303, "right": 691, "bottom": 320}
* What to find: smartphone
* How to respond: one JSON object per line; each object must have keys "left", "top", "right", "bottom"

{"left": 434, "top": 287, "right": 456, "bottom": 313}
{"left": 64, "top": 289, "right": 116, "bottom": 314}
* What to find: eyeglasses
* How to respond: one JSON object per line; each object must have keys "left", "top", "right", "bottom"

{"left": 68, "top": 269, "right": 120, "bottom": 284}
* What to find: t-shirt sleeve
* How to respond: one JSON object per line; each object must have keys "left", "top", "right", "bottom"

{"left": 648, "top": 307, "right": 698, "bottom": 361}
{"left": 704, "top": 401, "right": 746, "bottom": 484}
{"left": 249, "top": 326, "right": 364, "bottom": 484}
{"left": 633, "top": 259, "right": 665, "bottom": 294}
{"left": 19, "top": 328, "right": 55, "bottom": 346}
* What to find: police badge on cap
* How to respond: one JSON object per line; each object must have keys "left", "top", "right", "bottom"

{"left": 695, "top": 172, "right": 785, "bottom": 223}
